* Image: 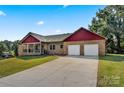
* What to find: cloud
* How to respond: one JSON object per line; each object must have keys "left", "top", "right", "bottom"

{"left": 0, "top": 10, "right": 6, "bottom": 16}
{"left": 55, "top": 29, "right": 61, "bottom": 33}
{"left": 37, "top": 21, "right": 44, "bottom": 25}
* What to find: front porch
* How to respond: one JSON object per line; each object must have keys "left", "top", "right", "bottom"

{"left": 18, "top": 43, "right": 44, "bottom": 56}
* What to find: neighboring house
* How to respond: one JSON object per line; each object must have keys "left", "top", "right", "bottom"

{"left": 18, "top": 27, "right": 105, "bottom": 56}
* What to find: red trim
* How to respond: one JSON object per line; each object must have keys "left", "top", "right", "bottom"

{"left": 64, "top": 27, "right": 105, "bottom": 42}
{"left": 22, "top": 35, "right": 40, "bottom": 43}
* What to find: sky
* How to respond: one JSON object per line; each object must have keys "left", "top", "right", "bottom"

{"left": 0, "top": 5, "right": 105, "bottom": 41}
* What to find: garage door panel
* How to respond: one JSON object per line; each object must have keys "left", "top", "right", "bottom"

{"left": 84, "top": 44, "right": 98, "bottom": 56}
{"left": 68, "top": 45, "right": 80, "bottom": 55}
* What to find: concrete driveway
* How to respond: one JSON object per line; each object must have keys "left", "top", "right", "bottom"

{"left": 0, "top": 56, "right": 98, "bottom": 87}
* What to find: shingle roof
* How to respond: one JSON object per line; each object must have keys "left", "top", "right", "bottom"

{"left": 21, "top": 27, "right": 105, "bottom": 43}
{"left": 29, "top": 32, "right": 72, "bottom": 42}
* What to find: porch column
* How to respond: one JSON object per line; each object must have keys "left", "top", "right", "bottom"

{"left": 27, "top": 44, "right": 29, "bottom": 54}
{"left": 33, "top": 44, "right": 35, "bottom": 54}
{"left": 40, "top": 42, "right": 41, "bottom": 54}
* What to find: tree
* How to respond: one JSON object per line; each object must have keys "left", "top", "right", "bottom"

{"left": 89, "top": 5, "right": 124, "bottom": 53}
{"left": 106, "top": 6, "right": 124, "bottom": 53}
{"left": 0, "top": 40, "right": 20, "bottom": 56}
{"left": 12, "top": 40, "right": 20, "bottom": 56}
{"left": 0, "top": 43, "right": 6, "bottom": 55}
{"left": 1, "top": 40, "right": 13, "bottom": 52}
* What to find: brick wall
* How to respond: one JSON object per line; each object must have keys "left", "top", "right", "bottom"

{"left": 63, "top": 40, "right": 105, "bottom": 56}
{"left": 18, "top": 40, "right": 105, "bottom": 56}
{"left": 47, "top": 42, "right": 64, "bottom": 55}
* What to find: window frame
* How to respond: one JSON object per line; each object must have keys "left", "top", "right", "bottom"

{"left": 53, "top": 45, "right": 55, "bottom": 50}
{"left": 60, "top": 45, "right": 63, "bottom": 49}
{"left": 50, "top": 45, "right": 52, "bottom": 50}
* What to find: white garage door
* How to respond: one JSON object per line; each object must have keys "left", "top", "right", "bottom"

{"left": 84, "top": 44, "right": 98, "bottom": 56}
{"left": 68, "top": 45, "right": 80, "bottom": 55}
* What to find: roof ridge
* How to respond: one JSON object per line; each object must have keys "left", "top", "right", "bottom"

{"left": 44, "top": 33, "right": 72, "bottom": 37}
{"left": 29, "top": 32, "right": 44, "bottom": 37}
{"left": 29, "top": 32, "right": 72, "bottom": 37}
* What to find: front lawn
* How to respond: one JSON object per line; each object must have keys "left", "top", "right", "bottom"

{"left": 0, "top": 58, "right": 3, "bottom": 60}
{"left": 0, "top": 56, "right": 58, "bottom": 78}
{"left": 98, "top": 54, "right": 124, "bottom": 87}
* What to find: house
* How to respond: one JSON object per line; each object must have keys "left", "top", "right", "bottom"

{"left": 18, "top": 27, "right": 106, "bottom": 56}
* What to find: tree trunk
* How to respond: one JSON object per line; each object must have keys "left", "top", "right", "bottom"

{"left": 116, "top": 35, "right": 121, "bottom": 53}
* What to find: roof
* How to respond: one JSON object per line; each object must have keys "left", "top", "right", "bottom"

{"left": 44, "top": 34, "right": 72, "bottom": 42}
{"left": 20, "top": 32, "right": 72, "bottom": 43}
{"left": 64, "top": 27, "right": 105, "bottom": 41}
{"left": 20, "top": 27, "right": 105, "bottom": 43}
{"left": 79, "top": 27, "right": 106, "bottom": 39}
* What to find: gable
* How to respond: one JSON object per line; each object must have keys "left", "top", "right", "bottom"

{"left": 21, "top": 35, "right": 40, "bottom": 43}
{"left": 64, "top": 28, "right": 105, "bottom": 42}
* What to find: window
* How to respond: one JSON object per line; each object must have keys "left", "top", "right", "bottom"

{"left": 50, "top": 45, "right": 52, "bottom": 50}
{"left": 35, "top": 44, "right": 39, "bottom": 50}
{"left": 50, "top": 45, "right": 55, "bottom": 50}
{"left": 53, "top": 45, "right": 55, "bottom": 50}
{"left": 23, "top": 49, "right": 27, "bottom": 53}
{"left": 60, "top": 45, "right": 63, "bottom": 49}
{"left": 35, "top": 44, "right": 40, "bottom": 53}
{"left": 23, "top": 44, "right": 27, "bottom": 53}
{"left": 41, "top": 45, "right": 44, "bottom": 48}
{"left": 28, "top": 44, "right": 33, "bottom": 53}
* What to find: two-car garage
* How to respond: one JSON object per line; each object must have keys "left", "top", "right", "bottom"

{"left": 64, "top": 27, "right": 106, "bottom": 56}
{"left": 68, "top": 44, "right": 99, "bottom": 56}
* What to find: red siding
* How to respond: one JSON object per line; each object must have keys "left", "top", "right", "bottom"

{"left": 22, "top": 35, "right": 40, "bottom": 43}
{"left": 64, "top": 28, "right": 105, "bottom": 42}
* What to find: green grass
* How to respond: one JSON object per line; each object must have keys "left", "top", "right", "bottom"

{"left": 0, "top": 58, "right": 3, "bottom": 60}
{"left": 98, "top": 54, "right": 124, "bottom": 87}
{"left": 17, "top": 55, "right": 46, "bottom": 60}
{"left": 0, "top": 56, "right": 58, "bottom": 78}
